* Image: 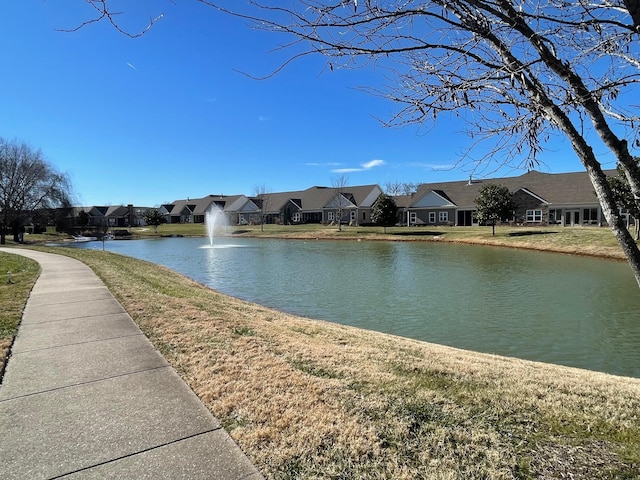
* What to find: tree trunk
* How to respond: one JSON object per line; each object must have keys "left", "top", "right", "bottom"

{"left": 584, "top": 155, "right": 640, "bottom": 288}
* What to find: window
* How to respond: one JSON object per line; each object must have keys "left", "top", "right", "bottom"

{"left": 350, "top": 210, "right": 356, "bottom": 222}
{"left": 548, "top": 209, "right": 562, "bottom": 225}
{"left": 583, "top": 208, "right": 598, "bottom": 225}
{"left": 439, "top": 211, "right": 449, "bottom": 223}
{"left": 526, "top": 209, "right": 542, "bottom": 222}
{"left": 409, "top": 212, "right": 417, "bottom": 225}
{"left": 428, "top": 212, "right": 436, "bottom": 223}
{"left": 327, "top": 211, "right": 334, "bottom": 222}
{"left": 292, "top": 212, "right": 301, "bottom": 223}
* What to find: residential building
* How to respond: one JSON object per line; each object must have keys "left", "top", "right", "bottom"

{"left": 405, "top": 170, "right": 619, "bottom": 227}
{"left": 63, "top": 169, "right": 634, "bottom": 232}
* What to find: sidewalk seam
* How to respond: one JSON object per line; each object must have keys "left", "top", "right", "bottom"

{"left": 0, "top": 365, "right": 171, "bottom": 402}
{"left": 25, "top": 293, "right": 112, "bottom": 308}
{"left": 10, "top": 332, "right": 146, "bottom": 354}
{"left": 19, "top": 310, "right": 128, "bottom": 326}
{"left": 47, "top": 427, "right": 223, "bottom": 480}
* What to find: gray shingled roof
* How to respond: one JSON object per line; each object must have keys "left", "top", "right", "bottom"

{"left": 409, "top": 170, "right": 618, "bottom": 209}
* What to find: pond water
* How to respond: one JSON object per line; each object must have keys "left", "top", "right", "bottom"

{"left": 72, "top": 236, "right": 640, "bottom": 378}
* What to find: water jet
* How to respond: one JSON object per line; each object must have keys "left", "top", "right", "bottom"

{"left": 205, "top": 205, "right": 228, "bottom": 246}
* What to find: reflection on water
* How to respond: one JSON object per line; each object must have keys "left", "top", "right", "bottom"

{"left": 73, "top": 236, "right": 640, "bottom": 378}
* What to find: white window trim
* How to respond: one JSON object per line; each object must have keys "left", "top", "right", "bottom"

{"left": 526, "top": 209, "right": 542, "bottom": 222}
{"left": 439, "top": 211, "right": 449, "bottom": 222}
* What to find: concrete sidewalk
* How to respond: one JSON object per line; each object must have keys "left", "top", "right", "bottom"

{"left": 0, "top": 248, "right": 263, "bottom": 480}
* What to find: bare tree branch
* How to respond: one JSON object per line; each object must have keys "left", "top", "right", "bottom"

{"left": 57, "top": 0, "right": 164, "bottom": 38}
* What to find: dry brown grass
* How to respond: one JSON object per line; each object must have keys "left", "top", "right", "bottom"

{"left": 45, "top": 247, "right": 640, "bottom": 480}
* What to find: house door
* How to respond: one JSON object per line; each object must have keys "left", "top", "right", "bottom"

{"left": 565, "top": 210, "right": 580, "bottom": 226}
{"left": 457, "top": 210, "right": 474, "bottom": 226}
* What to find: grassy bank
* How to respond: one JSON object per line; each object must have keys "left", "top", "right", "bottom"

{"left": 0, "top": 252, "right": 40, "bottom": 373}
{"left": 130, "top": 223, "right": 628, "bottom": 260}
{"left": 14, "top": 246, "right": 638, "bottom": 479}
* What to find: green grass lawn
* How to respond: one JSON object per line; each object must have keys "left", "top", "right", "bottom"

{"left": 0, "top": 252, "right": 40, "bottom": 372}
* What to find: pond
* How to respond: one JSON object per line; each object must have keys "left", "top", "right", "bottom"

{"left": 71, "top": 236, "right": 640, "bottom": 378}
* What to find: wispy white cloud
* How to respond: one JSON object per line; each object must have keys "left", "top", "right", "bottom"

{"left": 404, "top": 162, "right": 455, "bottom": 171}
{"left": 362, "top": 159, "right": 385, "bottom": 169}
{"left": 331, "top": 159, "right": 386, "bottom": 173}
{"left": 126, "top": 62, "right": 138, "bottom": 71}
{"left": 305, "top": 162, "right": 342, "bottom": 167}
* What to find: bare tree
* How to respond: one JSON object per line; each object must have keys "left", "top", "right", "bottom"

{"left": 253, "top": 184, "right": 272, "bottom": 232}
{"left": 400, "top": 183, "right": 419, "bottom": 196}
{"left": 58, "top": 0, "right": 164, "bottom": 38}
{"left": 384, "top": 181, "right": 404, "bottom": 197}
{"left": 201, "top": 1, "right": 640, "bottom": 287}
{"left": 384, "top": 181, "right": 419, "bottom": 196}
{"left": 330, "top": 175, "right": 350, "bottom": 231}
{"left": 0, "top": 138, "right": 72, "bottom": 244}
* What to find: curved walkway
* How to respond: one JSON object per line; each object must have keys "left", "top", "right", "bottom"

{"left": 0, "top": 248, "right": 263, "bottom": 480}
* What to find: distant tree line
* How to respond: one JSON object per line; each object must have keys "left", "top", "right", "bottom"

{"left": 0, "top": 138, "right": 73, "bottom": 244}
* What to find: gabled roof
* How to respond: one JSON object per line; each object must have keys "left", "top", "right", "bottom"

{"left": 321, "top": 184, "right": 383, "bottom": 210}
{"left": 325, "top": 192, "right": 357, "bottom": 209}
{"left": 105, "top": 205, "right": 129, "bottom": 217}
{"left": 216, "top": 195, "right": 253, "bottom": 213}
{"left": 409, "top": 170, "right": 618, "bottom": 209}
{"left": 231, "top": 197, "right": 260, "bottom": 213}
{"left": 167, "top": 194, "right": 250, "bottom": 216}
{"left": 299, "top": 186, "right": 340, "bottom": 211}
{"left": 165, "top": 199, "right": 195, "bottom": 217}
{"left": 258, "top": 190, "right": 306, "bottom": 213}
{"left": 89, "top": 206, "right": 109, "bottom": 216}
{"left": 513, "top": 187, "right": 549, "bottom": 204}
{"left": 411, "top": 190, "right": 457, "bottom": 208}
{"left": 342, "top": 184, "right": 383, "bottom": 208}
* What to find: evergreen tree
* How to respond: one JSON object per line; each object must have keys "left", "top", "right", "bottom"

{"left": 474, "top": 184, "right": 513, "bottom": 236}
{"left": 370, "top": 193, "right": 398, "bottom": 234}
{"left": 143, "top": 209, "right": 167, "bottom": 234}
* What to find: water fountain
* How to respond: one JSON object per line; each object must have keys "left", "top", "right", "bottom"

{"left": 204, "top": 204, "right": 228, "bottom": 247}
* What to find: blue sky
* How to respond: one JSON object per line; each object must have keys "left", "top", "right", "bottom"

{"left": 0, "top": 1, "right": 615, "bottom": 207}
